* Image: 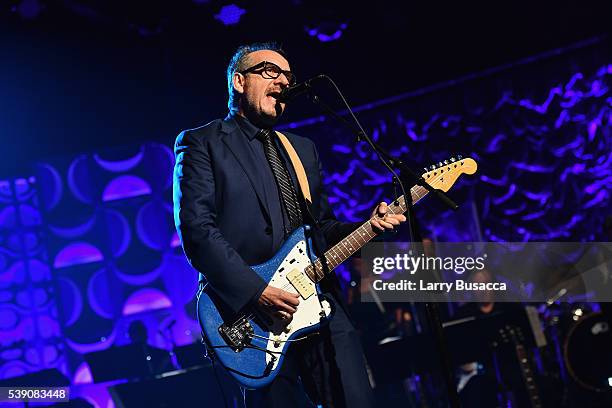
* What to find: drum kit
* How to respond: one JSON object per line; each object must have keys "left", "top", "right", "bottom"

{"left": 540, "top": 298, "right": 612, "bottom": 405}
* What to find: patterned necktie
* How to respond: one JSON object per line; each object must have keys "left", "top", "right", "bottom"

{"left": 258, "top": 129, "right": 303, "bottom": 235}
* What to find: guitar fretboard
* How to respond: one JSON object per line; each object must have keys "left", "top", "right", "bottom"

{"left": 304, "top": 183, "right": 430, "bottom": 283}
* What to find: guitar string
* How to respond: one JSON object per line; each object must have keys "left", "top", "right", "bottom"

{"left": 222, "top": 176, "right": 440, "bottom": 343}
{"left": 238, "top": 209, "right": 403, "bottom": 333}
{"left": 237, "top": 217, "right": 384, "bottom": 328}
{"left": 236, "top": 192, "right": 414, "bottom": 329}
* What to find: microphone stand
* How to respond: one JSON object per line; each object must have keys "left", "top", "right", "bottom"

{"left": 306, "top": 90, "right": 462, "bottom": 408}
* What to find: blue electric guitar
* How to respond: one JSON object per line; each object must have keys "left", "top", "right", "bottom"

{"left": 197, "top": 157, "right": 478, "bottom": 389}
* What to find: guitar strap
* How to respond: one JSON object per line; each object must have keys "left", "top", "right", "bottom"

{"left": 275, "top": 131, "right": 312, "bottom": 205}
{"left": 275, "top": 131, "right": 334, "bottom": 296}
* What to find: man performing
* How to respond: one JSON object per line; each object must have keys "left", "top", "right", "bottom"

{"left": 173, "top": 42, "right": 406, "bottom": 407}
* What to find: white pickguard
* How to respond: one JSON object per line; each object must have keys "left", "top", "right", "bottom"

{"left": 264, "top": 240, "right": 332, "bottom": 370}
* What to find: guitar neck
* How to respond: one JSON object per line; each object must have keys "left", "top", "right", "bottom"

{"left": 515, "top": 343, "right": 542, "bottom": 408}
{"left": 304, "top": 183, "right": 431, "bottom": 283}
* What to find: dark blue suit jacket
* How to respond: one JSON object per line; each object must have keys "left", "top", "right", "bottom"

{"left": 173, "top": 116, "right": 358, "bottom": 315}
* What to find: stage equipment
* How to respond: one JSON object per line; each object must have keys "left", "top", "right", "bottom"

{"left": 564, "top": 312, "right": 612, "bottom": 393}
{"left": 84, "top": 344, "right": 173, "bottom": 383}
{"left": 277, "top": 75, "right": 325, "bottom": 102}
{"left": 108, "top": 364, "right": 242, "bottom": 408}
{"left": 0, "top": 368, "right": 69, "bottom": 387}
{"left": 303, "top": 74, "right": 465, "bottom": 407}
{"left": 173, "top": 342, "right": 208, "bottom": 370}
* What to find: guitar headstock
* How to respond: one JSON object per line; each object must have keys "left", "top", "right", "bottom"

{"left": 421, "top": 156, "right": 478, "bottom": 192}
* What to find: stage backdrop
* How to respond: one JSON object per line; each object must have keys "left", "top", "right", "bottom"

{"left": 0, "top": 46, "right": 609, "bottom": 407}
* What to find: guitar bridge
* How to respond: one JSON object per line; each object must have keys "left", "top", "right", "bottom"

{"left": 218, "top": 317, "right": 254, "bottom": 352}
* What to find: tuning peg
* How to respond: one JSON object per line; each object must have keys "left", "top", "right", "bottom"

{"left": 430, "top": 165, "right": 436, "bottom": 170}
{"left": 438, "top": 162, "right": 443, "bottom": 167}
{"left": 423, "top": 167, "right": 428, "bottom": 173}
{"left": 450, "top": 157, "right": 456, "bottom": 162}
{"left": 457, "top": 154, "right": 463, "bottom": 160}
{"left": 444, "top": 160, "right": 449, "bottom": 165}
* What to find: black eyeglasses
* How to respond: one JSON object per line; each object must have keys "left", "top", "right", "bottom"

{"left": 240, "top": 61, "right": 296, "bottom": 86}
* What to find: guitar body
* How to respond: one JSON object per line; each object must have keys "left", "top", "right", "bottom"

{"left": 197, "top": 226, "right": 334, "bottom": 389}
{"left": 196, "top": 157, "right": 478, "bottom": 389}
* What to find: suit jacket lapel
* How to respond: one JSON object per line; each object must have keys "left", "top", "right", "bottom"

{"left": 220, "top": 118, "right": 273, "bottom": 226}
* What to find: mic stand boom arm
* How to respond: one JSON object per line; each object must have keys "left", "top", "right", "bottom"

{"left": 306, "top": 85, "right": 461, "bottom": 408}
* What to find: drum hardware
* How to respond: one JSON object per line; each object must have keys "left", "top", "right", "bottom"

{"left": 563, "top": 312, "right": 612, "bottom": 393}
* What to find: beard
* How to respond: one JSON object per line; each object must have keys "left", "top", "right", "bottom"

{"left": 241, "top": 97, "right": 284, "bottom": 128}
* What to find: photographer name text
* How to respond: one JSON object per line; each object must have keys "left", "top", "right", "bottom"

{"left": 372, "top": 279, "right": 506, "bottom": 292}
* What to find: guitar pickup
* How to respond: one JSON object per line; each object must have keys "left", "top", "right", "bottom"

{"left": 286, "top": 269, "right": 315, "bottom": 299}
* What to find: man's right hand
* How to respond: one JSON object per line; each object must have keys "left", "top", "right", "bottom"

{"left": 258, "top": 286, "right": 300, "bottom": 320}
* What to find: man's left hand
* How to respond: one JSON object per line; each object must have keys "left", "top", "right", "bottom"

{"left": 370, "top": 201, "right": 407, "bottom": 232}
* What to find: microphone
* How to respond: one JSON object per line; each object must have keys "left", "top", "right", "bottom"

{"left": 277, "top": 75, "right": 325, "bottom": 103}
